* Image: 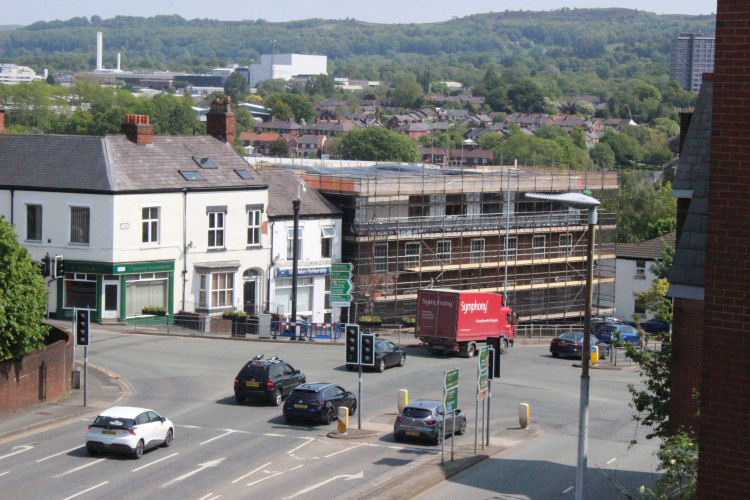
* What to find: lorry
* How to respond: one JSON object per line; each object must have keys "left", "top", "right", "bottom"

{"left": 415, "top": 288, "right": 517, "bottom": 357}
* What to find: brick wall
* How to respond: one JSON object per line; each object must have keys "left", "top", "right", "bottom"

{"left": 669, "top": 298, "right": 702, "bottom": 433}
{"left": 0, "top": 327, "right": 74, "bottom": 415}
{"left": 699, "top": 1, "right": 750, "bottom": 497}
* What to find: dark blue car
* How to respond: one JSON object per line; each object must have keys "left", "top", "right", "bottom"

{"left": 283, "top": 383, "right": 357, "bottom": 424}
{"left": 641, "top": 318, "right": 671, "bottom": 334}
{"left": 595, "top": 323, "right": 640, "bottom": 344}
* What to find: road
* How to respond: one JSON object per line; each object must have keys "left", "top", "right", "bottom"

{"left": 0, "top": 331, "right": 660, "bottom": 499}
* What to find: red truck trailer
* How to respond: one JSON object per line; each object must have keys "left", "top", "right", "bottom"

{"left": 415, "top": 288, "right": 517, "bottom": 357}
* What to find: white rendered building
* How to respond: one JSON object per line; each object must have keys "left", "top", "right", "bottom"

{"left": 249, "top": 54, "right": 327, "bottom": 87}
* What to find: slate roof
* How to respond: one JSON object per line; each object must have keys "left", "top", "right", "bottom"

{"left": 616, "top": 233, "right": 676, "bottom": 260}
{"left": 0, "top": 133, "right": 266, "bottom": 193}
{"left": 256, "top": 168, "right": 341, "bottom": 220}
{"left": 667, "top": 80, "right": 712, "bottom": 300}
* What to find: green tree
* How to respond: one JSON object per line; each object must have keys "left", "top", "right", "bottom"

{"left": 304, "top": 75, "right": 336, "bottom": 98}
{"left": 269, "top": 138, "right": 290, "bottom": 157}
{"left": 589, "top": 142, "right": 615, "bottom": 169}
{"left": 265, "top": 93, "right": 315, "bottom": 124}
{"left": 271, "top": 100, "right": 293, "bottom": 121}
{"left": 0, "top": 217, "right": 50, "bottom": 361}
{"left": 223, "top": 72, "right": 250, "bottom": 103}
{"left": 393, "top": 79, "right": 424, "bottom": 108}
{"left": 507, "top": 79, "right": 546, "bottom": 113}
{"left": 340, "top": 127, "right": 420, "bottom": 162}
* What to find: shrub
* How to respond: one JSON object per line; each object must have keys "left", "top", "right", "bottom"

{"left": 142, "top": 306, "right": 167, "bottom": 316}
{"left": 223, "top": 310, "right": 248, "bottom": 320}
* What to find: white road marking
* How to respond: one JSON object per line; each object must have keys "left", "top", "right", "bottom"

{"left": 246, "top": 465, "right": 303, "bottom": 487}
{"left": 53, "top": 458, "right": 105, "bottom": 478}
{"left": 283, "top": 471, "right": 364, "bottom": 499}
{"left": 562, "top": 486, "right": 574, "bottom": 494}
{"left": 180, "top": 425, "right": 202, "bottom": 429}
{"left": 62, "top": 481, "right": 109, "bottom": 500}
{"left": 606, "top": 457, "right": 617, "bottom": 465}
{"left": 162, "top": 457, "right": 225, "bottom": 487}
{"left": 286, "top": 437, "right": 315, "bottom": 455}
{"left": 36, "top": 445, "right": 84, "bottom": 463}
{"left": 200, "top": 430, "right": 236, "bottom": 445}
{"left": 232, "top": 461, "right": 272, "bottom": 484}
{"left": 0, "top": 444, "right": 34, "bottom": 461}
{"left": 263, "top": 433, "right": 285, "bottom": 437}
{"left": 132, "top": 452, "right": 178, "bottom": 472}
{"left": 0, "top": 471, "right": 9, "bottom": 477}
{"left": 324, "top": 443, "right": 363, "bottom": 458}
{"left": 197, "top": 494, "right": 222, "bottom": 500}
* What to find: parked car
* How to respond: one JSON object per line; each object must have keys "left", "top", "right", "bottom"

{"left": 234, "top": 355, "right": 306, "bottom": 406}
{"left": 86, "top": 406, "right": 173, "bottom": 459}
{"left": 589, "top": 315, "right": 622, "bottom": 335}
{"left": 393, "top": 399, "right": 467, "bottom": 445}
{"left": 283, "top": 383, "right": 357, "bottom": 424}
{"left": 347, "top": 339, "right": 406, "bottom": 372}
{"left": 641, "top": 318, "right": 671, "bottom": 335}
{"left": 595, "top": 323, "right": 640, "bottom": 344}
{"left": 549, "top": 332, "right": 610, "bottom": 359}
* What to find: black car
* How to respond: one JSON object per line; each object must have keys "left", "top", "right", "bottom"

{"left": 283, "top": 383, "right": 357, "bottom": 424}
{"left": 641, "top": 318, "right": 671, "bottom": 335}
{"left": 234, "top": 355, "right": 306, "bottom": 406}
{"left": 346, "top": 339, "right": 406, "bottom": 372}
{"left": 550, "top": 332, "right": 610, "bottom": 359}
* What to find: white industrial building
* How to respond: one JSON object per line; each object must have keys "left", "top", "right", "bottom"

{"left": 0, "top": 64, "right": 45, "bottom": 84}
{"left": 249, "top": 54, "right": 327, "bottom": 87}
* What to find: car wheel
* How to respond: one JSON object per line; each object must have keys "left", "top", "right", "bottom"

{"left": 603, "top": 347, "right": 611, "bottom": 359}
{"left": 163, "top": 428, "right": 173, "bottom": 447}
{"left": 456, "top": 418, "right": 467, "bottom": 436}
{"left": 501, "top": 338, "right": 509, "bottom": 354}
{"left": 377, "top": 359, "right": 386, "bottom": 373}
{"left": 349, "top": 400, "right": 357, "bottom": 415}
{"left": 467, "top": 343, "right": 476, "bottom": 358}
{"left": 132, "top": 440, "right": 144, "bottom": 459}
{"left": 86, "top": 443, "right": 97, "bottom": 455}
{"left": 399, "top": 354, "right": 406, "bottom": 367}
{"left": 269, "top": 390, "right": 282, "bottom": 407}
{"left": 325, "top": 409, "right": 335, "bottom": 424}
{"left": 235, "top": 394, "right": 246, "bottom": 405}
{"left": 433, "top": 430, "right": 443, "bottom": 446}
{"left": 393, "top": 432, "right": 404, "bottom": 442}
{"left": 552, "top": 352, "right": 559, "bottom": 358}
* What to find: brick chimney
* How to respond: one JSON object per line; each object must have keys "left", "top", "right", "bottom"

{"left": 206, "top": 95, "right": 235, "bottom": 144}
{"left": 121, "top": 114, "right": 153, "bottom": 145}
{"left": 0, "top": 101, "right": 5, "bottom": 134}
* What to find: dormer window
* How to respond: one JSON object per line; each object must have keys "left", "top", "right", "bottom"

{"left": 193, "top": 156, "right": 217, "bottom": 169}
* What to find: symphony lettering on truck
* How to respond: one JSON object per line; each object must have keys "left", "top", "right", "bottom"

{"left": 460, "top": 301, "right": 489, "bottom": 314}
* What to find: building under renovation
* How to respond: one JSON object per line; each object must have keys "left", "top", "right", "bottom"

{"left": 262, "top": 162, "right": 619, "bottom": 324}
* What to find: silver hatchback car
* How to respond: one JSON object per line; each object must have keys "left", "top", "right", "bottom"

{"left": 393, "top": 399, "right": 467, "bottom": 445}
{"left": 86, "top": 406, "right": 174, "bottom": 459}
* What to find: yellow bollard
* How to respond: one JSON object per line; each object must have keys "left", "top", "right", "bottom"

{"left": 590, "top": 345, "right": 599, "bottom": 365}
{"left": 337, "top": 407, "right": 349, "bottom": 434}
{"left": 398, "top": 389, "right": 408, "bottom": 414}
{"left": 519, "top": 403, "right": 530, "bottom": 428}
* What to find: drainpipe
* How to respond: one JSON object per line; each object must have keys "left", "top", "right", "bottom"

{"left": 182, "top": 189, "right": 188, "bottom": 311}
{"left": 267, "top": 220, "right": 274, "bottom": 313}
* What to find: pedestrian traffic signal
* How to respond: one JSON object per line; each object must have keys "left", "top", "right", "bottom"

{"left": 360, "top": 333, "right": 375, "bottom": 366}
{"left": 488, "top": 338, "right": 501, "bottom": 378}
{"left": 345, "top": 324, "right": 359, "bottom": 364}
{"left": 53, "top": 255, "right": 64, "bottom": 278}
{"left": 40, "top": 254, "right": 51, "bottom": 277}
{"left": 76, "top": 309, "right": 90, "bottom": 346}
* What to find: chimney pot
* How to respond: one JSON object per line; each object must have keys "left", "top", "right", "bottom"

{"left": 122, "top": 114, "right": 153, "bottom": 145}
{"left": 206, "top": 95, "right": 235, "bottom": 144}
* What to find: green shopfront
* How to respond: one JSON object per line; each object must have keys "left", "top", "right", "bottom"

{"left": 56, "top": 260, "right": 175, "bottom": 323}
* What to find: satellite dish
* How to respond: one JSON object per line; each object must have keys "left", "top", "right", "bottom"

{"left": 525, "top": 192, "right": 600, "bottom": 210}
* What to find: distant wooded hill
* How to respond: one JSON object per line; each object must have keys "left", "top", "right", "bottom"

{"left": 0, "top": 9, "right": 715, "bottom": 82}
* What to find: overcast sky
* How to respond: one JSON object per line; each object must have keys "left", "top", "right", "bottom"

{"left": 4, "top": 0, "right": 715, "bottom": 26}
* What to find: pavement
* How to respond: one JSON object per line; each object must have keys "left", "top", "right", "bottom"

{"left": 0, "top": 320, "right": 542, "bottom": 498}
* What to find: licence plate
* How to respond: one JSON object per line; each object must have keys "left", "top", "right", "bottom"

{"left": 405, "top": 431, "right": 420, "bottom": 437}
{"left": 245, "top": 381, "right": 260, "bottom": 388}
{"left": 294, "top": 404, "right": 308, "bottom": 409}
{"left": 102, "top": 430, "right": 116, "bottom": 435}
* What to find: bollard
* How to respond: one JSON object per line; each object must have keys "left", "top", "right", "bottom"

{"left": 519, "top": 403, "right": 530, "bottom": 428}
{"left": 398, "top": 389, "right": 408, "bottom": 414}
{"left": 590, "top": 345, "right": 599, "bottom": 365}
{"left": 338, "top": 406, "right": 349, "bottom": 434}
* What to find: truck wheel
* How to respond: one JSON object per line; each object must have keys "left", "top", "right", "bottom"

{"left": 500, "top": 338, "right": 509, "bottom": 354}
{"left": 467, "top": 343, "right": 476, "bottom": 358}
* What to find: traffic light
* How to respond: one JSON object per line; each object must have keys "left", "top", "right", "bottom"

{"left": 40, "top": 254, "right": 51, "bottom": 277}
{"left": 76, "top": 309, "right": 90, "bottom": 346}
{"left": 345, "top": 324, "right": 359, "bottom": 364}
{"left": 488, "top": 339, "right": 501, "bottom": 379}
{"left": 360, "top": 333, "right": 375, "bottom": 366}
{"left": 53, "top": 255, "right": 64, "bottom": 278}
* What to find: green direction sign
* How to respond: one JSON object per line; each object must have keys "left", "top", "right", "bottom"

{"left": 331, "top": 263, "right": 353, "bottom": 272}
{"left": 478, "top": 345, "right": 490, "bottom": 371}
{"left": 330, "top": 271, "right": 351, "bottom": 280}
{"left": 331, "top": 279, "right": 354, "bottom": 295}
{"left": 445, "top": 386, "right": 459, "bottom": 412}
{"left": 445, "top": 368, "right": 459, "bottom": 390}
{"left": 330, "top": 294, "right": 353, "bottom": 302}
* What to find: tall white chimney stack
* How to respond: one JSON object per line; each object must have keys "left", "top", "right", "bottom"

{"left": 96, "top": 32, "right": 103, "bottom": 71}
{"left": 117, "top": 53, "right": 121, "bottom": 71}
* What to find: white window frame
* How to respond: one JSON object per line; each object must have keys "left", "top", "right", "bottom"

{"left": 287, "top": 227, "right": 303, "bottom": 260}
{"left": 26, "top": 203, "right": 42, "bottom": 242}
{"left": 470, "top": 239, "right": 485, "bottom": 264}
{"left": 404, "top": 242, "right": 421, "bottom": 267}
{"left": 142, "top": 206, "right": 160, "bottom": 244}
{"left": 198, "top": 272, "right": 235, "bottom": 309}
{"left": 247, "top": 209, "right": 262, "bottom": 246}
{"left": 374, "top": 243, "right": 388, "bottom": 273}
{"left": 559, "top": 233, "right": 573, "bottom": 257}
{"left": 208, "top": 210, "right": 225, "bottom": 249}
{"left": 533, "top": 235, "right": 546, "bottom": 259}
{"left": 636, "top": 260, "right": 646, "bottom": 278}
{"left": 504, "top": 237, "right": 517, "bottom": 262}
{"left": 70, "top": 206, "right": 90, "bottom": 245}
{"left": 437, "top": 240, "right": 451, "bottom": 265}
{"left": 321, "top": 226, "right": 334, "bottom": 258}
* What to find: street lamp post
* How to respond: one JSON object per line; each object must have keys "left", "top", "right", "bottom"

{"left": 504, "top": 161, "right": 520, "bottom": 300}
{"left": 290, "top": 180, "right": 306, "bottom": 339}
{"left": 525, "top": 191, "right": 600, "bottom": 500}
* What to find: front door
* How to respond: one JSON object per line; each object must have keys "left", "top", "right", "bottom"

{"left": 102, "top": 280, "right": 119, "bottom": 319}
{"left": 244, "top": 280, "right": 257, "bottom": 315}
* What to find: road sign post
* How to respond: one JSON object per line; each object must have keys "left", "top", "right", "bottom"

{"left": 443, "top": 368, "right": 459, "bottom": 463}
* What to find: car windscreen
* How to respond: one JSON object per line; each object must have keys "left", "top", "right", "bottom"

{"left": 93, "top": 416, "right": 135, "bottom": 428}
{"left": 598, "top": 325, "right": 617, "bottom": 334}
{"left": 558, "top": 333, "right": 580, "bottom": 341}
{"left": 241, "top": 364, "right": 267, "bottom": 379}
{"left": 403, "top": 408, "right": 433, "bottom": 418}
{"left": 290, "top": 389, "right": 321, "bottom": 401}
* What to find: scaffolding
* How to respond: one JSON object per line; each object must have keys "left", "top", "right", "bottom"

{"left": 258, "top": 161, "right": 619, "bottom": 325}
